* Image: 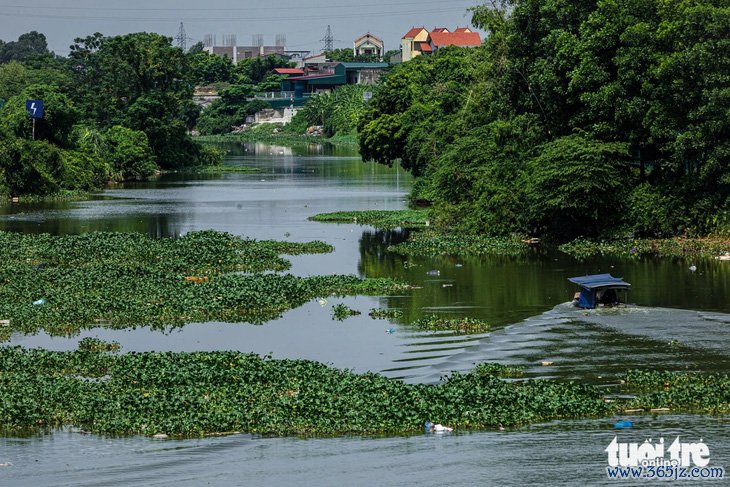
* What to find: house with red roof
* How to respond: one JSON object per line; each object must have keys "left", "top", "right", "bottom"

{"left": 399, "top": 26, "right": 481, "bottom": 62}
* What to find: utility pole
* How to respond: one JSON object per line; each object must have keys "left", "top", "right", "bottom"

{"left": 321, "top": 25, "right": 334, "bottom": 52}
{"left": 176, "top": 22, "right": 187, "bottom": 52}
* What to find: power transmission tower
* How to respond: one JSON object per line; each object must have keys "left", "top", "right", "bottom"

{"left": 176, "top": 22, "right": 188, "bottom": 52}
{"left": 321, "top": 25, "right": 334, "bottom": 52}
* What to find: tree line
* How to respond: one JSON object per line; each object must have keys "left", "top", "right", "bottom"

{"left": 0, "top": 31, "right": 248, "bottom": 196}
{"left": 358, "top": 0, "right": 729, "bottom": 240}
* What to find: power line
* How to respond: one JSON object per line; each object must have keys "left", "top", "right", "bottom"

{"left": 0, "top": 0, "right": 473, "bottom": 12}
{"left": 0, "top": 7, "right": 469, "bottom": 23}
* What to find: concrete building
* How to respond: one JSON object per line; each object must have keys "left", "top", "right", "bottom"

{"left": 354, "top": 33, "right": 384, "bottom": 60}
{"left": 400, "top": 27, "right": 428, "bottom": 62}
{"left": 206, "top": 45, "right": 286, "bottom": 63}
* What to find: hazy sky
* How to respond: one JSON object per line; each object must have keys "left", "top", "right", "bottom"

{"left": 0, "top": 0, "right": 481, "bottom": 56}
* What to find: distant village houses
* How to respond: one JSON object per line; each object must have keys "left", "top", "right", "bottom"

{"left": 397, "top": 26, "right": 481, "bottom": 63}
{"left": 353, "top": 33, "right": 384, "bottom": 61}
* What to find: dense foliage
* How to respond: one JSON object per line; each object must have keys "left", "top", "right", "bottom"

{"left": 0, "top": 230, "right": 411, "bottom": 337}
{"left": 0, "top": 31, "right": 219, "bottom": 196}
{"left": 359, "top": 0, "right": 730, "bottom": 240}
{"left": 289, "top": 85, "right": 376, "bottom": 137}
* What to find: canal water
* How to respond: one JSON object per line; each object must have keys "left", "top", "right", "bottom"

{"left": 1, "top": 142, "right": 729, "bottom": 485}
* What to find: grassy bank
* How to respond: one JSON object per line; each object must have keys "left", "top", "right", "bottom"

{"left": 0, "top": 230, "right": 409, "bottom": 338}
{"left": 3, "top": 346, "right": 727, "bottom": 437}
{"left": 560, "top": 237, "right": 730, "bottom": 260}
{"left": 388, "top": 232, "right": 531, "bottom": 257}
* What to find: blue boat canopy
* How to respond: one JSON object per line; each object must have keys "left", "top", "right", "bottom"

{"left": 568, "top": 274, "right": 631, "bottom": 290}
{"left": 568, "top": 274, "right": 630, "bottom": 309}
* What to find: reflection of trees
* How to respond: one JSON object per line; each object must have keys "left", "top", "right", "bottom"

{"left": 0, "top": 205, "right": 185, "bottom": 238}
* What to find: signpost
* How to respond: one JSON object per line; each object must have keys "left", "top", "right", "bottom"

{"left": 25, "top": 100, "right": 44, "bottom": 140}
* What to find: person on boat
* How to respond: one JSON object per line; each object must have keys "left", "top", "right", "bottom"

{"left": 600, "top": 288, "right": 618, "bottom": 306}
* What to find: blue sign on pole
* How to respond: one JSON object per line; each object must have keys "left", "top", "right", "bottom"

{"left": 26, "top": 100, "right": 44, "bottom": 119}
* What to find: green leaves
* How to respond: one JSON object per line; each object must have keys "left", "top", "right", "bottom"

{"left": 0, "top": 347, "right": 616, "bottom": 437}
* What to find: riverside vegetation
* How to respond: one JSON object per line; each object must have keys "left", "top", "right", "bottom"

{"left": 357, "top": 0, "right": 729, "bottom": 244}
{"left": 0, "top": 31, "right": 222, "bottom": 198}
{"left": 2, "top": 347, "right": 729, "bottom": 437}
{"left": 0, "top": 230, "right": 410, "bottom": 338}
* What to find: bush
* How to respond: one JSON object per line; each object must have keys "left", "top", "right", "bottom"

{"left": 59, "top": 150, "right": 111, "bottom": 190}
{"left": 523, "top": 135, "right": 631, "bottom": 239}
{"left": 0, "top": 138, "right": 62, "bottom": 195}
{"left": 103, "top": 126, "right": 157, "bottom": 180}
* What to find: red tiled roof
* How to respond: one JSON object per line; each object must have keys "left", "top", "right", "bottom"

{"left": 431, "top": 27, "right": 449, "bottom": 33}
{"left": 455, "top": 27, "right": 471, "bottom": 33}
{"left": 274, "top": 68, "right": 305, "bottom": 75}
{"left": 403, "top": 26, "right": 426, "bottom": 38}
{"left": 417, "top": 42, "right": 432, "bottom": 52}
{"left": 429, "top": 31, "right": 481, "bottom": 47}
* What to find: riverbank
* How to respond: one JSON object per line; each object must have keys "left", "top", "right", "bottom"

{"left": 195, "top": 125, "right": 359, "bottom": 147}
{"left": 310, "top": 210, "right": 730, "bottom": 260}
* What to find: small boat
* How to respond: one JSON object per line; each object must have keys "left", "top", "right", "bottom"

{"left": 568, "top": 273, "right": 630, "bottom": 309}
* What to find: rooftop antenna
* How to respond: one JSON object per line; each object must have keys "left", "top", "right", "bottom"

{"left": 321, "top": 25, "right": 334, "bottom": 52}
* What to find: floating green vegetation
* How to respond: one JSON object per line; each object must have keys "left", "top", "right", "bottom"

{"left": 410, "top": 315, "right": 491, "bottom": 335}
{"left": 560, "top": 237, "right": 730, "bottom": 260}
{"left": 0, "top": 348, "right": 613, "bottom": 437}
{"left": 309, "top": 210, "right": 429, "bottom": 229}
{"left": 0, "top": 230, "right": 409, "bottom": 337}
{"left": 78, "top": 337, "right": 120, "bottom": 353}
{"left": 388, "top": 233, "right": 529, "bottom": 257}
{"left": 1, "top": 189, "right": 91, "bottom": 205}
{"left": 368, "top": 308, "right": 403, "bottom": 320}
{"left": 174, "top": 165, "right": 262, "bottom": 174}
{"left": 331, "top": 304, "right": 361, "bottom": 321}
{"left": 622, "top": 370, "right": 730, "bottom": 414}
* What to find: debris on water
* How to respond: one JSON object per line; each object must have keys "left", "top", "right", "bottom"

{"left": 424, "top": 421, "right": 453, "bottom": 433}
{"left": 32, "top": 298, "right": 46, "bottom": 306}
{"left": 386, "top": 327, "right": 396, "bottom": 334}
{"left": 541, "top": 361, "right": 554, "bottom": 366}
{"left": 622, "top": 408, "right": 644, "bottom": 413}
{"left": 650, "top": 407, "right": 671, "bottom": 413}
{"left": 426, "top": 270, "right": 440, "bottom": 276}
{"left": 689, "top": 265, "right": 697, "bottom": 272}
{"left": 442, "top": 284, "right": 453, "bottom": 288}
{"left": 318, "top": 298, "right": 327, "bottom": 307}
{"left": 152, "top": 433, "right": 169, "bottom": 439}
{"left": 0, "top": 462, "right": 13, "bottom": 467}
{"left": 284, "top": 232, "right": 290, "bottom": 238}
{"left": 614, "top": 420, "right": 633, "bottom": 429}
{"left": 455, "top": 264, "right": 463, "bottom": 268}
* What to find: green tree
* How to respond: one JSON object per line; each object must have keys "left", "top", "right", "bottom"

{"left": 188, "top": 51, "right": 234, "bottom": 84}
{"left": 0, "top": 31, "right": 50, "bottom": 63}
{"left": 69, "top": 32, "right": 203, "bottom": 168}
{"left": 0, "top": 84, "right": 80, "bottom": 147}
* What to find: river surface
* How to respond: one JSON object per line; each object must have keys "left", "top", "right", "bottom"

{"left": 1, "top": 142, "right": 729, "bottom": 485}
